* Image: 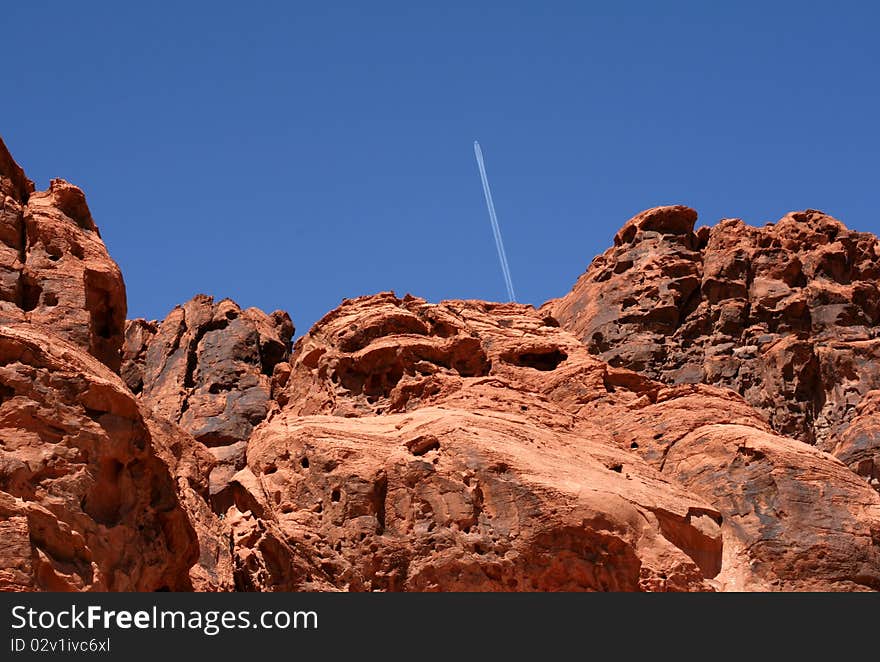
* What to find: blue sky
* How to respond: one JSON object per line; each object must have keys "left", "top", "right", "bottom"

{"left": 5, "top": 2, "right": 878, "bottom": 334}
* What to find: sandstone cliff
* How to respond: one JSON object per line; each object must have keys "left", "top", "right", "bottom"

{"left": 0, "top": 138, "right": 197, "bottom": 591}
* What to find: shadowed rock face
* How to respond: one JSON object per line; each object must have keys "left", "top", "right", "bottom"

{"left": 832, "top": 390, "right": 880, "bottom": 488}
{"left": 0, "top": 138, "right": 126, "bottom": 372}
{"left": 547, "top": 206, "right": 880, "bottom": 458}
{"left": 123, "top": 296, "right": 293, "bottom": 445}
{"left": 121, "top": 295, "right": 294, "bottom": 516}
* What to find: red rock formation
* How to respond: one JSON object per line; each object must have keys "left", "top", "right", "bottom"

{"left": 122, "top": 295, "right": 294, "bottom": 514}
{"left": 225, "top": 294, "right": 722, "bottom": 591}
{"left": 0, "top": 140, "right": 201, "bottom": 591}
{"left": 0, "top": 325, "right": 197, "bottom": 590}
{"left": 122, "top": 296, "right": 293, "bottom": 445}
{"left": 586, "top": 385, "right": 880, "bottom": 590}
{"left": 4, "top": 133, "right": 880, "bottom": 593}
{"left": 144, "top": 413, "right": 235, "bottom": 591}
{"left": 832, "top": 390, "right": 880, "bottom": 489}
{"left": 227, "top": 293, "right": 880, "bottom": 591}
{"left": 0, "top": 138, "right": 126, "bottom": 372}
{"left": 547, "top": 206, "right": 880, "bottom": 453}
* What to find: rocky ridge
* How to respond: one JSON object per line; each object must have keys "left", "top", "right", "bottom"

{"left": 2, "top": 138, "right": 879, "bottom": 591}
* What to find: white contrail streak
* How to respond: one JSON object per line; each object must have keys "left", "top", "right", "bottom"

{"left": 474, "top": 141, "right": 516, "bottom": 302}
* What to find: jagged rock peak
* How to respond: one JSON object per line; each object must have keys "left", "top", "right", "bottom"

{"left": 0, "top": 137, "right": 125, "bottom": 371}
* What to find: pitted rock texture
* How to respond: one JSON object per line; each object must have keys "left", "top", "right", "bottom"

{"left": 0, "top": 324, "right": 198, "bottom": 591}
{"left": 0, "top": 138, "right": 126, "bottom": 372}
{"left": 230, "top": 294, "right": 724, "bottom": 590}
{"left": 547, "top": 206, "right": 880, "bottom": 450}
{"left": 242, "top": 408, "right": 719, "bottom": 591}
{"left": 224, "top": 292, "right": 880, "bottom": 591}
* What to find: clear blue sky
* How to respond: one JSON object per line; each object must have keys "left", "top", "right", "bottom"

{"left": 5, "top": 2, "right": 878, "bottom": 335}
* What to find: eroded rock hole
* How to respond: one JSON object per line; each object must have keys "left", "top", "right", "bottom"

{"left": 82, "top": 458, "right": 123, "bottom": 525}
{"left": 372, "top": 472, "right": 387, "bottom": 535}
{"left": 0, "top": 384, "right": 16, "bottom": 405}
{"left": 364, "top": 365, "right": 404, "bottom": 397}
{"left": 18, "top": 274, "right": 42, "bottom": 312}
{"left": 429, "top": 320, "right": 458, "bottom": 338}
{"left": 510, "top": 349, "right": 567, "bottom": 371}
{"left": 84, "top": 273, "right": 116, "bottom": 340}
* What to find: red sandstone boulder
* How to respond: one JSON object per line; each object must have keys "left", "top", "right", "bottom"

{"left": 586, "top": 385, "right": 880, "bottom": 590}
{"left": 243, "top": 406, "right": 720, "bottom": 591}
{"left": 0, "top": 139, "right": 209, "bottom": 592}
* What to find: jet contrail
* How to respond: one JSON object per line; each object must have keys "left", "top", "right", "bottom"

{"left": 474, "top": 140, "right": 516, "bottom": 302}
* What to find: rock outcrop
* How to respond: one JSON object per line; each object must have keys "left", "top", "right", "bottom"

{"left": 587, "top": 385, "right": 880, "bottom": 590}
{"left": 228, "top": 294, "right": 723, "bottom": 590}
{"left": 0, "top": 138, "right": 126, "bottom": 372}
{"left": 547, "top": 206, "right": 880, "bottom": 456}
{"left": 228, "top": 293, "right": 880, "bottom": 591}
{"left": 144, "top": 413, "right": 235, "bottom": 591}
{"left": 0, "top": 140, "right": 200, "bottom": 591}
{"left": 122, "top": 296, "right": 293, "bottom": 445}
{"left": 122, "top": 295, "right": 294, "bottom": 513}
{"left": 831, "top": 390, "right": 880, "bottom": 489}
{"left": 0, "top": 325, "right": 198, "bottom": 591}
